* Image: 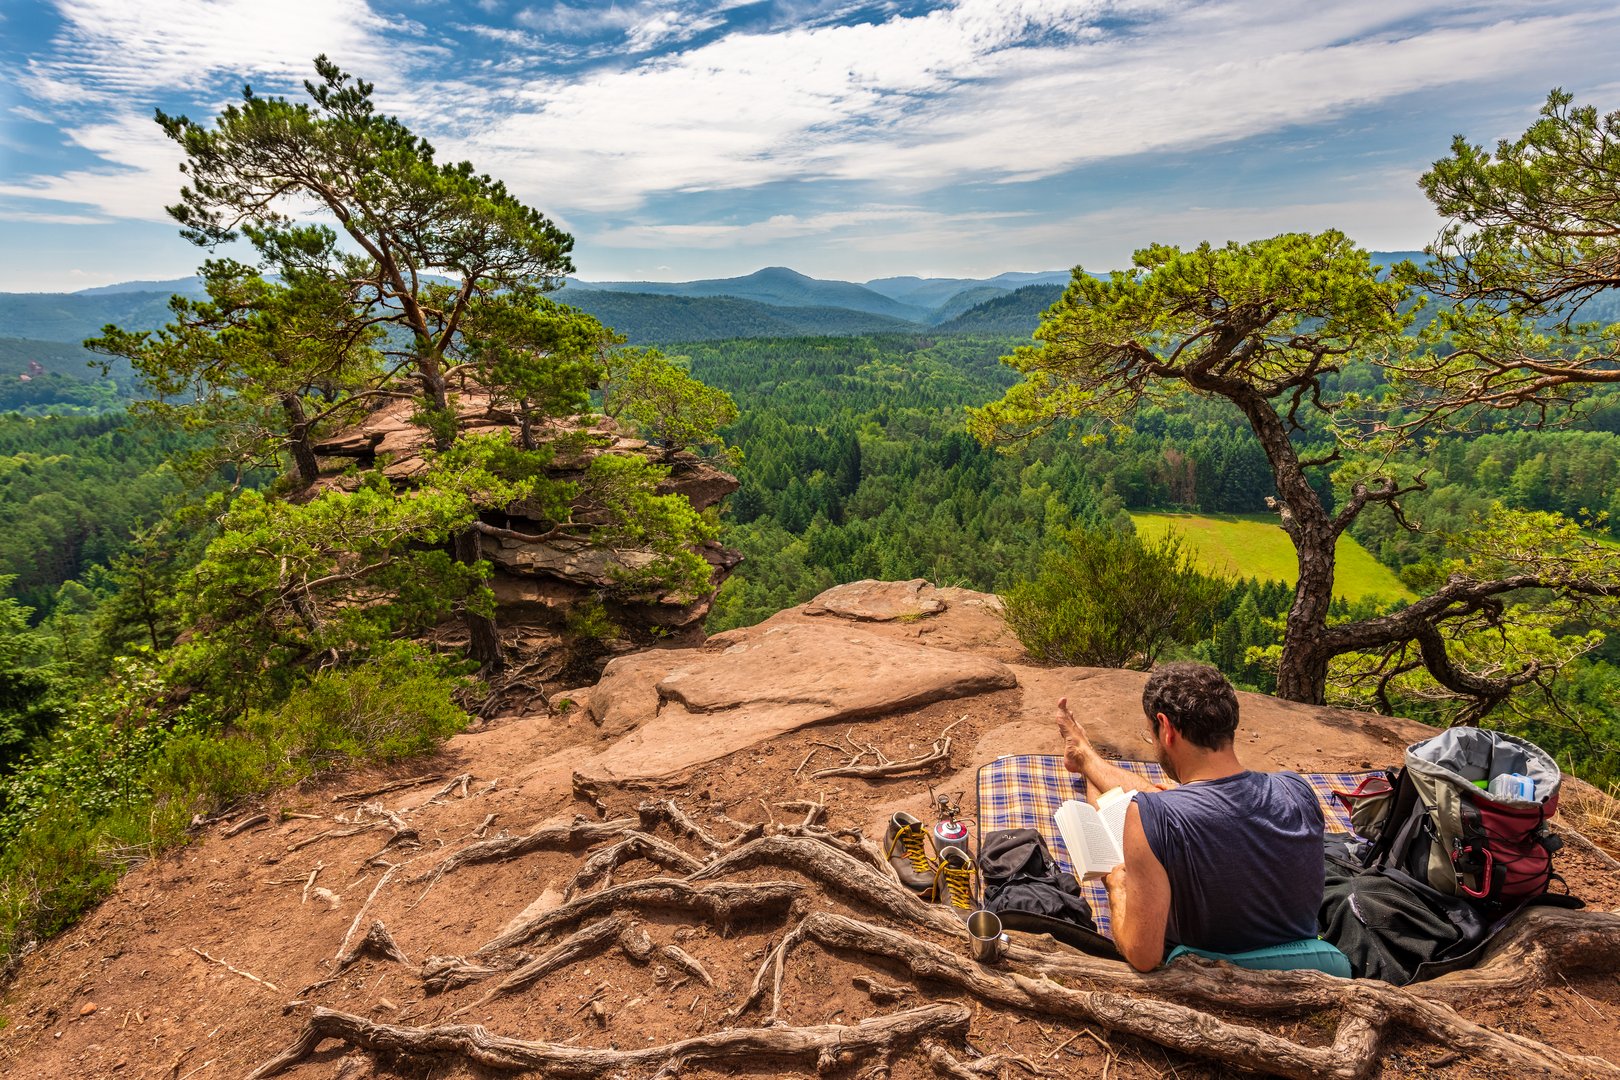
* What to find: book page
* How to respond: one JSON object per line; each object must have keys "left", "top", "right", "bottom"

{"left": 1054, "top": 799, "right": 1125, "bottom": 880}
{"left": 1097, "top": 787, "right": 1134, "bottom": 849}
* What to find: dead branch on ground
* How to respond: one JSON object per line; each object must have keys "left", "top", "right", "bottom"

{"left": 222, "top": 813, "right": 271, "bottom": 838}
{"left": 811, "top": 718, "right": 964, "bottom": 780}
{"left": 333, "top": 775, "right": 443, "bottom": 803}
{"left": 422, "top": 773, "right": 474, "bottom": 805}
{"left": 189, "top": 947, "right": 280, "bottom": 993}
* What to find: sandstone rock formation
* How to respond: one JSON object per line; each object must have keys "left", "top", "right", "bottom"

{"left": 307, "top": 391, "right": 740, "bottom": 685}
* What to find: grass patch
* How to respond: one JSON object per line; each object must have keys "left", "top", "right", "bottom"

{"left": 1561, "top": 781, "right": 1620, "bottom": 862}
{"left": 1130, "top": 512, "right": 1416, "bottom": 603}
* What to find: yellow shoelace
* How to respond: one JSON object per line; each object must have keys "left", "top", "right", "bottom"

{"left": 939, "top": 862, "right": 975, "bottom": 909}
{"left": 887, "top": 826, "right": 932, "bottom": 875}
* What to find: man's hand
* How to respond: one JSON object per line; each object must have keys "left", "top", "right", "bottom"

{"left": 1056, "top": 697, "right": 1095, "bottom": 775}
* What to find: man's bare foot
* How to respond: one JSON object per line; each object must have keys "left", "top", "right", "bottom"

{"left": 1056, "top": 697, "right": 1090, "bottom": 774}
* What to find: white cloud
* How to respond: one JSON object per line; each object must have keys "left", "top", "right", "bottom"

{"left": 592, "top": 205, "right": 1030, "bottom": 249}
{"left": 454, "top": 0, "right": 1609, "bottom": 215}
{"left": 26, "top": 0, "right": 426, "bottom": 103}
{"left": 7, "top": 0, "right": 1617, "bottom": 282}
{"left": 0, "top": 207, "right": 111, "bottom": 226}
{"left": 0, "top": 111, "right": 184, "bottom": 222}
{"left": 515, "top": 2, "right": 643, "bottom": 35}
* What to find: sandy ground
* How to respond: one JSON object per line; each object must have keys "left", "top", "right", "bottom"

{"left": 2, "top": 589, "right": 1618, "bottom": 1080}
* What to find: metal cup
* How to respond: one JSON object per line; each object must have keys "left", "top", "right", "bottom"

{"left": 967, "top": 909, "right": 1006, "bottom": 963}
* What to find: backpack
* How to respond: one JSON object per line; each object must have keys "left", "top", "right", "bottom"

{"left": 1343, "top": 728, "right": 1564, "bottom": 909}
{"left": 978, "top": 828, "right": 1116, "bottom": 958}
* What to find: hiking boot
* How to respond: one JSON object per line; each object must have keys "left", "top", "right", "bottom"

{"left": 934, "top": 847, "right": 979, "bottom": 918}
{"left": 884, "top": 812, "right": 937, "bottom": 898}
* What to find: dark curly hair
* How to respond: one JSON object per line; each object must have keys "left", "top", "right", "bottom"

{"left": 1142, "top": 662, "right": 1239, "bottom": 751}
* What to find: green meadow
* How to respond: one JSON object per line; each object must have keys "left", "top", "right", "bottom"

{"left": 1130, "top": 512, "right": 1417, "bottom": 604}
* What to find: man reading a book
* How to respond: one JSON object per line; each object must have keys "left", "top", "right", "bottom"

{"left": 1056, "top": 662, "right": 1324, "bottom": 971}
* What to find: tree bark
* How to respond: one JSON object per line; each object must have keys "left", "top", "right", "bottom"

{"left": 1207, "top": 380, "right": 1339, "bottom": 705}
{"left": 453, "top": 527, "right": 504, "bottom": 672}
{"left": 279, "top": 392, "right": 320, "bottom": 489}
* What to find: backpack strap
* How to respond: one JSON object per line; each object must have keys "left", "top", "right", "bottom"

{"left": 1362, "top": 766, "right": 1419, "bottom": 869}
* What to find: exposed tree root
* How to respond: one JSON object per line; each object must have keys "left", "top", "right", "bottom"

{"left": 333, "top": 775, "right": 443, "bottom": 804}
{"left": 247, "top": 1001, "right": 972, "bottom": 1079}
{"left": 745, "top": 910, "right": 1619, "bottom": 1080}
{"left": 413, "top": 815, "right": 640, "bottom": 901}
{"left": 1412, "top": 906, "right": 1620, "bottom": 1005}
{"left": 924, "top": 1040, "right": 1048, "bottom": 1079}
{"left": 454, "top": 918, "right": 626, "bottom": 1015}
{"left": 688, "top": 834, "right": 963, "bottom": 936}
{"left": 334, "top": 866, "right": 399, "bottom": 965}
{"left": 476, "top": 878, "right": 806, "bottom": 955}
{"left": 241, "top": 794, "right": 1620, "bottom": 1080}
{"left": 420, "top": 955, "right": 519, "bottom": 996}
{"left": 772, "top": 824, "right": 897, "bottom": 881}
{"left": 638, "top": 799, "right": 763, "bottom": 852}
{"left": 334, "top": 920, "right": 413, "bottom": 973}
{"left": 999, "top": 906, "right": 1620, "bottom": 1015}
{"left": 565, "top": 831, "right": 705, "bottom": 899}
{"left": 853, "top": 975, "right": 914, "bottom": 1004}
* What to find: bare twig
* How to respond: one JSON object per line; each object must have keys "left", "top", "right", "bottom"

{"left": 333, "top": 774, "right": 443, "bottom": 803}
{"left": 334, "top": 865, "right": 399, "bottom": 964}
{"left": 189, "top": 948, "right": 280, "bottom": 992}
{"left": 223, "top": 813, "right": 271, "bottom": 838}
{"left": 301, "top": 862, "right": 324, "bottom": 905}
{"left": 811, "top": 717, "right": 964, "bottom": 780}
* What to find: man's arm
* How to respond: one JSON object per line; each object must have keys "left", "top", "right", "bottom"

{"left": 1056, "top": 697, "right": 1163, "bottom": 802}
{"left": 1103, "top": 805, "right": 1171, "bottom": 972}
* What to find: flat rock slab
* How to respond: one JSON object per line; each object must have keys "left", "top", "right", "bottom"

{"left": 803, "top": 578, "right": 946, "bottom": 621}
{"left": 579, "top": 622, "right": 1017, "bottom": 778}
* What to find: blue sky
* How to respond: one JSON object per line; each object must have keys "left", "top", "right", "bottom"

{"left": 2, "top": 0, "right": 1618, "bottom": 292}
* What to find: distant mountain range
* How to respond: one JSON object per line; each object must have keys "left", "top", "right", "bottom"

{"left": 0, "top": 254, "right": 1451, "bottom": 375}
{"left": 0, "top": 265, "right": 1082, "bottom": 353}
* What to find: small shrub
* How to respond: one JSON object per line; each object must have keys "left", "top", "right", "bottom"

{"left": 1002, "top": 523, "right": 1228, "bottom": 669}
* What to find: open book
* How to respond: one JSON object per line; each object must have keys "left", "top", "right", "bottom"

{"left": 1054, "top": 787, "right": 1135, "bottom": 880}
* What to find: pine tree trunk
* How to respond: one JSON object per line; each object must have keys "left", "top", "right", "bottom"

{"left": 280, "top": 393, "right": 319, "bottom": 489}
{"left": 453, "top": 528, "right": 504, "bottom": 672}
{"left": 1274, "top": 520, "right": 1337, "bottom": 705}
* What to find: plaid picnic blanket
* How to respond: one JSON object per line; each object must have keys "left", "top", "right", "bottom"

{"left": 975, "top": 755, "right": 1373, "bottom": 939}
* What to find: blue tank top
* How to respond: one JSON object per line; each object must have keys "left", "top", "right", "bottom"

{"left": 1134, "top": 770, "right": 1323, "bottom": 953}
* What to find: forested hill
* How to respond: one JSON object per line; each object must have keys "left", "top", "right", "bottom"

{"left": 551, "top": 290, "right": 925, "bottom": 343}
{"left": 560, "top": 266, "right": 932, "bottom": 321}
{"left": 934, "top": 284, "right": 1065, "bottom": 334}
